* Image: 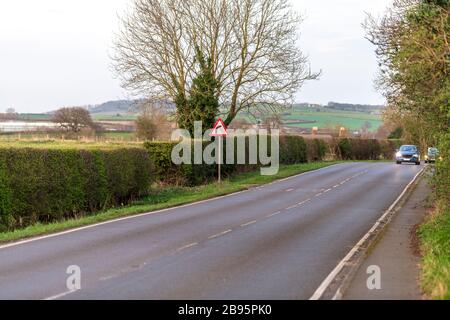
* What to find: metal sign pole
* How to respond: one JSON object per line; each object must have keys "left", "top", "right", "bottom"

{"left": 210, "top": 118, "right": 227, "bottom": 185}
{"left": 218, "top": 136, "right": 222, "bottom": 184}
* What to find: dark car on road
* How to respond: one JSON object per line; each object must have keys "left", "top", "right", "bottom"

{"left": 396, "top": 145, "right": 421, "bottom": 165}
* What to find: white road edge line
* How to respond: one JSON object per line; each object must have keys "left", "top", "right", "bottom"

{"left": 208, "top": 229, "right": 232, "bottom": 240}
{"left": 309, "top": 167, "right": 425, "bottom": 300}
{"left": 0, "top": 163, "right": 346, "bottom": 251}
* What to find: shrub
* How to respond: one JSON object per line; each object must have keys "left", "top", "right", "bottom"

{"left": 0, "top": 147, "right": 151, "bottom": 230}
{"left": 145, "top": 142, "right": 216, "bottom": 186}
{"left": 145, "top": 135, "right": 309, "bottom": 185}
{"left": 338, "top": 138, "right": 352, "bottom": 160}
{"left": 337, "top": 138, "right": 393, "bottom": 160}
{"left": 379, "top": 140, "right": 400, "bottom": 160}
{"left": 305, "top": 139, "right": 328, "bottom": 161}
{"left": 279, "top": 136, "right": 307, "bottom": 164}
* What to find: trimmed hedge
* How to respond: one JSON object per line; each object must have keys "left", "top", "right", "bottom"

{"left": 336, "top": 138, "right": 397, "bottom": 160}
{"left": 305, "top": 138, "right": 328, "bottom": 162}
{"left": 145, "top": 135, "right": 311, "bottom": 186}
{"left": 145, "top": 142, "right": 216, "bottom": 186}
{"left": 145, "top": 136, "right": 399, "bottom": 186}
{"left": 0, "top": 148, "right": 151, "bottom": 230}
{"left": 0, "top": 136, "right": 400, "bottom": 231}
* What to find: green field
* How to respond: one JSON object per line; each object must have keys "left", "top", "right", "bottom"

{"left": 284, "top": 107, "right": 382, "bottom": 131}
{"left": 0, "top": 139, "right": 143, "bottom": 150}
{"left": 92, "top": 113, "right": 138, "bottom": 121}
{"left": 238, "top": 106, "right": 383, "bottom": 132}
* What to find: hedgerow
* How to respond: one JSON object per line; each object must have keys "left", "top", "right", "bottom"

{"left": 336, "top": 138, "right": 395, "bottom": 160}
{"left": 0, "top": 148, "right": 151, "bottom": 230}
{"left": 145, "top": 137, "right": 398, "bottom": 185}
{"left": 0, "top": 137, "right": 399, "bottom": 231}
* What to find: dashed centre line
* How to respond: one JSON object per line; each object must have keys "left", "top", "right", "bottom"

{"left": 240, "top": 220, "right": 257, "bottom": 227}
{"left": 298, "top": 199, "right": 311, "bottom": 205}
{"left": 173, "top": 170, "right": 371, "bottom": 259}
{"left": 208, "top": 229, "right": 232, "bottom": 239}
{"left": 177, "top": 242, "right": 199, "bottom": 252}
{"left": 267, "top": 211, "right": 281, "bottom": 218}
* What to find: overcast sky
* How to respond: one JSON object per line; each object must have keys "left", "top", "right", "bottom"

{"left": 0, "top": 0, "right": 392, "bottom": 113}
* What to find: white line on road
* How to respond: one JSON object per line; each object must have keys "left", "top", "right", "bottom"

{"left": 208, "top": 229, "right": 232, "bottom": 240}
{"left": 240, "top": 220, "right": 257, "bottom": 227}
{"left": 44, "top": 289, "right": 79, "bottom": 301}
{"left": 309, "top": 167, "right": 425, "bottom": 300}
{"left": 0, "top": 163, "right": 346, "bottom": 251}
{"left": 177, "top": 242, "right": 199, "bottom": 252}
{"left": 267, "top": 211, "right": 281, "bottom": 218}
{"left": 315, "top": 193, "right": 323, "bottom": 197}
{"left": 285, "top": 205, "right": 298, "bottom": 210}
{"left": 298, "top": 199, "right": 311, "bottom": 205}
{"left": 285, "top": 188, "right": 294, "bottom": 192}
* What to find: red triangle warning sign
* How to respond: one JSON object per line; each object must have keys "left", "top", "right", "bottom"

{"left": 209, "top": 118, "right": 228, "bottom": 137}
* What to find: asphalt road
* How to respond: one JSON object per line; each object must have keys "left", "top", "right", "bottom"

{"left": 0, "top": 162, "right": 422, "bottom": 300}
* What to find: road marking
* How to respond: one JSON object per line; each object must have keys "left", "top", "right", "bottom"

{"left": 333, "top": 185, "right": 340, "bottom": 188}
{"left": 285, "top": 205, "right": 297, "bottom": 210}
{"left": 208, "top": 229, "right": 232, "bottom": 239}
{"left": 240, "top": 220, "right": 257, "bottom": 227}
{"left": 315, "top": 193, "right": 323, "bottom": 197}
{"left": 285, "top": 188, "right": 294, "bottom": 192}
{"left": 324, "top": 188, "right": 332, "bottom": 193}
{"left": 298, "top": 198, "right": 311, "bottom": 205}
{"left": 309, "top": 167, "right": 425, "bottom": 300}
{"left": 44, "top": 289, "right": 78, "bottom": 301}
{"left": 177, "top": 242, "right": 198, "bottom": 252}
{"left": 0, "top": 163, "right": 347, "bottom": 251}
{"left": 267, "top": 211, "right": 281, "bottom": 217}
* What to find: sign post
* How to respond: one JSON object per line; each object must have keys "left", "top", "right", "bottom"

{"left": 209, "top": 118, "right": 228, "bottom": 184}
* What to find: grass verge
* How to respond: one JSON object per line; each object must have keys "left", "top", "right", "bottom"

{"left": 418, "top": 202, "right": 450, "bottom": 300}
{"left": 0, "top": 161, "right": 342, "bottom": 244}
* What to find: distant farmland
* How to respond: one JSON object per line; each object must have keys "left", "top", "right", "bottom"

{"left": 238, "top": 106, "right": 383, "bottom": 132}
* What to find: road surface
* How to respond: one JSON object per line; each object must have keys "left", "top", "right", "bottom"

{"left": 0, "top": 162, "right": 422, "bottom": 300}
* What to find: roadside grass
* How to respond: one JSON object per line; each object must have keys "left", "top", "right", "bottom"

{"left": 419, "top": 203, "right": 450, "bottom": 300}
{"left": 0, "top": 161, "right": 342, "bottom": 244}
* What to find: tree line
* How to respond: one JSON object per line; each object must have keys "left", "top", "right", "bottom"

{"left": 365, "top": 0, "right": 449, "bottom": 199}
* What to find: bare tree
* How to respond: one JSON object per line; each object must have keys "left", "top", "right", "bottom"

{"left": 0, "top": 108, "right": 19, "bottom": 121}
{"left": 135, "top": 101, "right": 173, "bottom": 141}
{"left": 113, "top": 0, "right": 319, "bottom": 126}
{"left": 53, "top": 107, "right": 95, "bottom": 133}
